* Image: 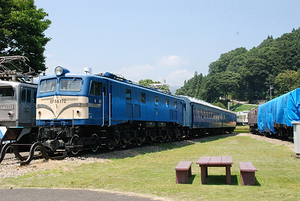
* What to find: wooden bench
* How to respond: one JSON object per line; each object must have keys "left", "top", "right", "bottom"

{"left": 175, "top": 161, "right": 193, "bottom": 184}
{"left": 239, "top": 162, "right": 257, "bottom": 185}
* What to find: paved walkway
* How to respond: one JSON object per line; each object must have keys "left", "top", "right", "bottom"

{"left": 0, "top": 188, "right": 165, "bottom": 201}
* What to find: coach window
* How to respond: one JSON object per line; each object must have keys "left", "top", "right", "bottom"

{"left": 155, "top": 95, "right": 158, "bottom": 106}
{"left": 126, "top": 89, "right": 131, "bottom": 101}
{"left": 166, "top": 99, "right": 169, "bottom": 107}
{"left": 174, "top": 101, "right": 177, "bottom": 109}
{"left": 141, "top": 92, "right": 146, "bottom": 103}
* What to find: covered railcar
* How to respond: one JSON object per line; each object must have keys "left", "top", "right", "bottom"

{"left": 180, "top": 96, "right": 236, "bottom": 136}
{"left": 256, "top": 88, "right": 300, "bottom": 138}
{"left": 36, "top": 67, "right": 184, "bottom": 154}
{"left": 248, "top": 107, "right": 258, "bottom": 134}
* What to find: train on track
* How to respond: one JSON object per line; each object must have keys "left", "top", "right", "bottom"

{"left": 248, "top": 88, "right": 300, "bottom": 139}
{"left": 35, "top": 66, "right": 236, "bottom": 155}
{"left": 0, "top": 60, "right": 236, "bottom": 164}
{"left": 236, "top": 111, "right": 249, "bottom": 125}
{"left": 0, "top": 56, "right": 38, "bottom": 144}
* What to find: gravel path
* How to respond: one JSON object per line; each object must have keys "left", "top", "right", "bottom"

{"left": 0, "top": 133, "right": 294, "bottom": 180}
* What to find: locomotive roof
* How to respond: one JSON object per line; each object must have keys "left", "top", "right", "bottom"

{"left": 41, "top": 71, "right": 180, "bottom": 99}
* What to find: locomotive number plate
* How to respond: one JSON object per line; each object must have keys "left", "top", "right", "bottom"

{"left": 0, "top": 105, "right": 14, "bottom": 110}
{"left": 50, "top": 99, "right": 66, "bottom": 104}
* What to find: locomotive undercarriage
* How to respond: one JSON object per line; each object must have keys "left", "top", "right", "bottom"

{"left": 37, "top": 121, "right": 186, "bottom": 155}
{"left": 37, "top": 121, "right": 235, "bottom": 156}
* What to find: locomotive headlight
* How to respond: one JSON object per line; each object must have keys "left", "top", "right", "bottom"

{"left": 55, "top": 66, "right": 70, "bottom": 76}
{"left": 55, "top": 66, "right": 63, "bottom": 76}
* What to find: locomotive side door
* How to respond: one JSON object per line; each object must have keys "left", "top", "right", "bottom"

{"left": 101, "top": 80, "right": 111, "bottom": 126}
{"left": 19, "top": 87, "right": 36, "bottom": 127}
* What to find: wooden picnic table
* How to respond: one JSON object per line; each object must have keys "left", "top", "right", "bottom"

{"left": 196, "top": 156, "right": 233, "bottom": 184}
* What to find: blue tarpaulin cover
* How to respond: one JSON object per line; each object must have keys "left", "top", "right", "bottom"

{"left": 257, "top": 88, "right": 300, "bottom": 134}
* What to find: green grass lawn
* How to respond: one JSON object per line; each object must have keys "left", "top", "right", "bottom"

{"left": 1, "top": 134, "right": 300, "bottom": 200}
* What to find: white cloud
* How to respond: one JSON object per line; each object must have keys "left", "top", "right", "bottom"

{"left": 118, "top": 64, "right": 156, "bottom": 82}
{"left": 157, "top": 55, "right": 187, "bottom": 67}
{"left": 158, "top": 69, "right": 193, "bottom": 86}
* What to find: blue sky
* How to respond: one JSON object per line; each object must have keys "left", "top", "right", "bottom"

{"left": 35, "top": 0, "right": 300, "bottom": 90}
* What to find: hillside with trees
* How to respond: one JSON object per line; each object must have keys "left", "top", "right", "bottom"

{"left": 176, "top": 28, "right": 300, "bottom": 106}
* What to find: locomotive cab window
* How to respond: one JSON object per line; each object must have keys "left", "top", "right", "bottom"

{"left": 60, "top": 78, "right": 82, "bottom": 91}
{"left": 90, "top": 81, "right": 101, "bottom": 96}
{"left": 126, "top": 89, "right": 131, "bottom": 101}
{"left": 0, "top": 86, "right": 14, "bottom": 97}
{"left": 40, "top": 79, "right": 57, "bottom": 92}
{"left": 166, "top": 99, "right": 169, "bottom": 107}
{"left": 174, "top": 101, "right": 177, "bottom": 109}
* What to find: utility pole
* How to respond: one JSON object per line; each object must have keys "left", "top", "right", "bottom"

{"left": 269, "top": 85, "right": 273, "bottom": 100}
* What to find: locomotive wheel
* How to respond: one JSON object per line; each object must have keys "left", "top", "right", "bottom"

{"left": 69, "top": 134, "right": 80, "bottom": 156}
{"left": 136, "top": 138, "right": 142, "bottom": 146}
{"left": 91, "top": 133, "right": 98, "bottom": 153}
{"left": 121, "top": 141, "right": 127, "bottom": 149}
{"left": 108, "top": 144, "right": 115, "bottom": 150}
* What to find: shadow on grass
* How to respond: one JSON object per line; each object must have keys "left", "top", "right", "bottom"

{"left": 201, "top": 175, "right": 261, "bottom": 186}
{"left": 204, "top": 175, "right": 239, "bottom": 185}
{"left": 188, "top": 175, "right": 196, "bottom": 184}
{"left": 79, "top": 133, "right": 240, "bottom": 160}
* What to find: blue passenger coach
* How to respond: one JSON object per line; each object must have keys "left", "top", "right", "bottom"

{"left": 180, "top": 96, "right": 236, "bottom": 135}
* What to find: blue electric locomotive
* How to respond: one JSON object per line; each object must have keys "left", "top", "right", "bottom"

{"left": 36, "top": 66, "right": 236, "bottom": 155}
{"left": 36, "top": 66, "right": 184, "bottom": 154}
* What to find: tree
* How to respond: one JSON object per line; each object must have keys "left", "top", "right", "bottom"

{"left": 275, "top": 70, "right": 300, "bottom": 95}
{"left": 0, "top": 0, "right": 51, "bottom": 72}
{"left": 138, "top": 79, "right": 170, "bottom": 92}
{"left": 203, "top": 72, "right": 241, "bottom": 102}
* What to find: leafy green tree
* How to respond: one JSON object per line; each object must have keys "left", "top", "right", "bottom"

{"left": 275, "top": 70, "right": 300, "bottom": 95}
{"left": 0, "top": 0, "right": 51, "bottom": 72}
{"left": 208, "top": 47, "right": 247, "bottom": 74}
{"left": 176, "top": 28, "right": 300, "bottom": 103}
{"left": 138, "top": 79, "right": 170, "bottom": 92}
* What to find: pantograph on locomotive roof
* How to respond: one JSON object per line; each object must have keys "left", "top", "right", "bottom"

{"left": 0, "top": 55, "right": 35, "bottom": 83}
